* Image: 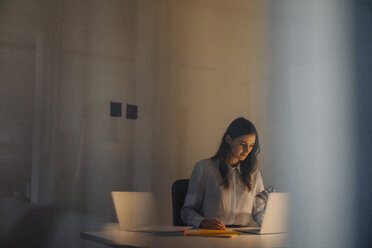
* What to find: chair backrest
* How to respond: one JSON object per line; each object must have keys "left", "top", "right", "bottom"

{"left": 171, "top": 179, "right": 190, "bottom": 226}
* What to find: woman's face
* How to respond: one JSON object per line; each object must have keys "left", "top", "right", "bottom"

{"left": 226, "top": 134, "right": 256, "bottom": 163}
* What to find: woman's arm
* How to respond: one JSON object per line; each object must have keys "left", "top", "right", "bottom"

{"left": 180, "top": 161, "right": 206, "bottom": 228}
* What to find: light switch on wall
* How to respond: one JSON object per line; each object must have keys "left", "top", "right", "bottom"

{"left": 126, "top": 104, "right": 138, "bottom": 119}
{"left": 110, "top": 101, "right": 122, "bottom": 117}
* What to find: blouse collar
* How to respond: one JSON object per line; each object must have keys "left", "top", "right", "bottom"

{"left": 229, "top": 161, "right": 241, "bottom": 173}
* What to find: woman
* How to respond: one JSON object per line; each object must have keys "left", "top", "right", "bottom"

{"left": 181, "top": 117, "right": 271, "bottom": 230}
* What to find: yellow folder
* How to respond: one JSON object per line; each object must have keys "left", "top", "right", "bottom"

{"left": 184, "top": 229, "right": 242, "bottom": 238}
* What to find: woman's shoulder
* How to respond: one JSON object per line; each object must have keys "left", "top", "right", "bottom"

{"left": 194, "top": 158, "right": 219, "bottom": 171}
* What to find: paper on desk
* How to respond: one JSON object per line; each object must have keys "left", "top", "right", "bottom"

{"left": 184, "top": 229, "right": 242, "bottom": 238}
{"left": 124, "top": 226, "right": 192, "bottom": 233}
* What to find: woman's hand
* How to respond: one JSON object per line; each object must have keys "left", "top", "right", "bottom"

{"left": 256, "top": 185, "right": 276, "bottom": 204}
{"left": 199, "top": 218, "right": 226, "bottom": 230}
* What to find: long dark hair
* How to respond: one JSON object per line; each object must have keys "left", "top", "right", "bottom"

{"left": 211, "top": 117, "right": 260, "bottom": 191}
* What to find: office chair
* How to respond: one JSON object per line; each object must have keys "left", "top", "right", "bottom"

{"left": 171, "top": 179, "right": 190, "bottom": 226}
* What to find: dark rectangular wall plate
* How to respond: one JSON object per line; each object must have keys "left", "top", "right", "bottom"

{"left": 126, "top": 104, "right": 138, "bottom": 119}
{"left": 110, "top": 101, "right": 122, "bottom": 117}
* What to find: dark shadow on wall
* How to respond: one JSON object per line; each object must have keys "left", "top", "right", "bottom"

{"left": 0, "top": 199, "right": 110, "bottom": 248}
{"left": 0, "top": 204, "right": 61, "bottom": 248}
{"left": 354, "top": 0, "right": 372, "bottom": 247}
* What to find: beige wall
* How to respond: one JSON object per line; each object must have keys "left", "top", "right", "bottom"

{"left": 42, "top": 0, "right": 270, "bottom": 225}
{"left": 56, "top": 0, "right": 138, "bottom": 216}
{"left": 1, "top": 0, "right": 270, "bottom": 231}
{"left": 0, "top": 0, "right": 39, "bottom": 196}
{"left": 149, "top": 0, "right": 269, "bottom": 223}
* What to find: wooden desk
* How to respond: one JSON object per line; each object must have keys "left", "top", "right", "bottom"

{"left": 81, "top": 228, "right": 289, "bottom": 248}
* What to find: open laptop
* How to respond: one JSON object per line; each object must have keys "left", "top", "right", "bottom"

{"left": 234, "top": 192, "right": 290, "bottom": 234}
{"left": 112, "top": 191, "right": 191, "bottom": 233}
{"left": 112, "top": 191, "right": 159, "bottom": 230}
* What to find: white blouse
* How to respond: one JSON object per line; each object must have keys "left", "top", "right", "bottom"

{"left": 180, "top": 158, "right": 265, "bottom": 228}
